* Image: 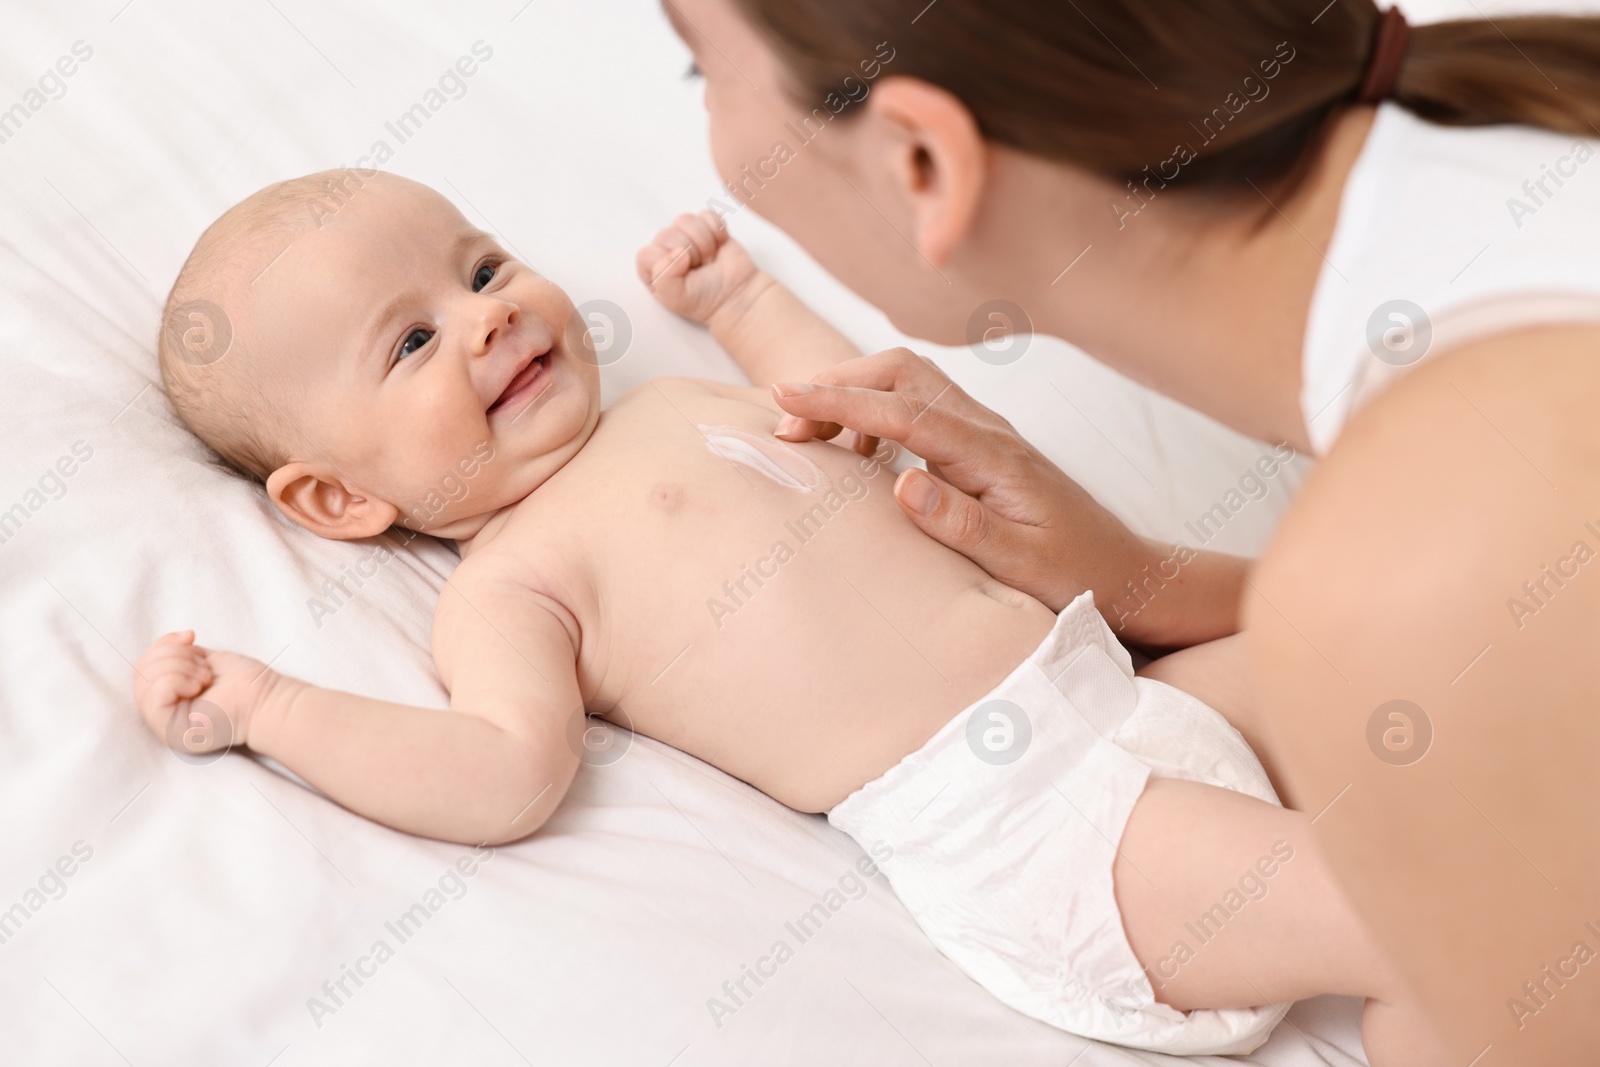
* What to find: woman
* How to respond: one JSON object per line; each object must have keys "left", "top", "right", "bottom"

{"left": 665, "top": 0, "right": 1600, "bottom": 1061}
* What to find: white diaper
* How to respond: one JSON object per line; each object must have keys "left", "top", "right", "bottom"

{"left": 828, "top": 591, "right": 1287, "bottom": 1056}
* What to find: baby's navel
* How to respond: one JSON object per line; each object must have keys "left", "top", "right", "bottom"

{"left": 697, "top": 424, "right": 830, "bottom": 493}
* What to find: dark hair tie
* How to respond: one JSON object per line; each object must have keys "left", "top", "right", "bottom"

{"left": 1357, "top": 6, "right": 1411, "bottom": 103}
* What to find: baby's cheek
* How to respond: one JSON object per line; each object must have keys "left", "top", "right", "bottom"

{"left": 438, "top": 473, "right": 469, "bottom": 502}
{"left": 536, "top": 279, "right": 578, "bottom": 327}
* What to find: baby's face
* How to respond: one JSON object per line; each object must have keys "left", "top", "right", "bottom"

{"left": 245, "top": 175, "right": 600, "bottom": 536}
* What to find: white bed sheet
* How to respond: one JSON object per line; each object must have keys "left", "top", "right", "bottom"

{"left": 0, "top": 1, "right": 1383, "bottom": 1063}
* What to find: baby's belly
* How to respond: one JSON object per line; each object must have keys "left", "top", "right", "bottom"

{"left": 586, "top": 475, "right": 1057, "bottom": 811}
{"left": 648, "top": 573, "right": 1057, "bottom": 812}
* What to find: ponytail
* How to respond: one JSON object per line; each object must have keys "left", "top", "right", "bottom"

{"left": 1400, "top": 16, "right": 1600, "bottom": 138}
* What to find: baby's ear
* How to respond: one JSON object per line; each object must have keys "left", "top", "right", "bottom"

{"left": 265, "top": 462, "right": 398, "bottom": 540}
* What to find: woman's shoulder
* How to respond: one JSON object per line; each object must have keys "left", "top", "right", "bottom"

{"left": 1268, "top": 323, "right": 1600, "bottom": 630}
{"left": 1302, "top": 107, "right": 1600, "bottom": 455}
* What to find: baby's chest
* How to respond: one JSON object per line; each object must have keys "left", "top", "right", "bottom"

{"left": 531, "top": 386, "right": 906, "bottom": 609}
{"left": 588, "top": 382, "right": 894, "bottom": 516}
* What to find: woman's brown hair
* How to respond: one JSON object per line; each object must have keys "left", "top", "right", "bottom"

{"left": 732, "top": 0, "right": 1600, "bottom": 191}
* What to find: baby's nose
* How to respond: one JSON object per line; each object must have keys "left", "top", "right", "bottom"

{"left": 476, "top": 303, "right": 519, "bottom": 352}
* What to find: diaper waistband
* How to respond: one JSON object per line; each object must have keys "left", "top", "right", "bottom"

{"left": 829, "top": 590, "right": 1136, "bottom": 826}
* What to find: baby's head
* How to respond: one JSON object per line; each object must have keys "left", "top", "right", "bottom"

{"left": 160, "top": 170, "right": 601, "bottom": 540}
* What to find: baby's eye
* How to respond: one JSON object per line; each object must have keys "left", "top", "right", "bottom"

{"left": 398, "top": 327, "right": 433, "bottom": 359}
{"left": 472, "top": 261, "right": 498, "bottom": 292}
{"left": 684, "top": 60, "right": 701, "bottom": 80}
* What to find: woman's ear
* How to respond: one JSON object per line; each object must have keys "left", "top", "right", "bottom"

{"left": 864, "top": 76, "right": 988, "bottom": 266}
{"left": 266, "top": 461, "right": 399, "bottom": 540}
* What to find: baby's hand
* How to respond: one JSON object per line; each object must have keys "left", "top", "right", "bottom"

{"left": 132, "top": 630, "right": 290, "bottom": 758}
{"left": 636, "top": 210, "right": 761, "bottom": 326}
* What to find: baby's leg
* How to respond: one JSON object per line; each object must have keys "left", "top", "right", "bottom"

{"left": 1113, "top": 776, "right": 1448, "bottom": 1065}
{"left": 1135, "top": 633, "right": 1296, "bottom": 804}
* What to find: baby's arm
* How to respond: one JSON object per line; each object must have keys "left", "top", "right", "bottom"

{"left": 638, "top": 211, "right": 861, "bottom": 387}
{"left": 132, "top": 571, "right": 583, "bottom": 845}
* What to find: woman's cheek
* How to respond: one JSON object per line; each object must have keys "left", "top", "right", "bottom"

{"left": 704, "top": 107, "right": 744, "bottom": 192}
{"left": 706, "top": 89, "right": 776, "bottom": 192}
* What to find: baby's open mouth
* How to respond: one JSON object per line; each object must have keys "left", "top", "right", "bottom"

{"left": 488, "top": 351, "right": 550, "bottom": 414}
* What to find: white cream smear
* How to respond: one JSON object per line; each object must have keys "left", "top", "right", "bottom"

{"left": 698, "top": 424, "right": 831, "bottom": 493}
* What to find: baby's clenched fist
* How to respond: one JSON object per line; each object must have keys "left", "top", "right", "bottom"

{"left": 132, "top": 631, "right": 290, "bottom": 758}
{"left": 636, "top": 210, "right": 760, "bottom": 326}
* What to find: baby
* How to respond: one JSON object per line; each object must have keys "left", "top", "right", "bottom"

{"left": 133, "top": 170, "right": 1438, "bottom": 1061}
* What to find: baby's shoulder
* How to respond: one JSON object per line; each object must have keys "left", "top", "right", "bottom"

{"left": 431, "top": 544, "right": 582, "bottom": 657}
{"left": 445, "top": 521, "right": 572, "bottom": 607}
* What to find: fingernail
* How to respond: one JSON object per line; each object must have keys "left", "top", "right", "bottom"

{"left": 898, "top": 470, "right": 939, "bottom": 515}
{"left": 774, "top": 415, "right": 803, "bottom": 437}
{"left": 772, "top": 382, "right": 815, "bottom": 398}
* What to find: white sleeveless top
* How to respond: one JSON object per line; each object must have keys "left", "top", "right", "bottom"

{"left": 1301, "top": 103, "right": 1600, "bottom": 456}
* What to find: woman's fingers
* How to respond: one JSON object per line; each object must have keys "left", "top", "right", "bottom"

{"left": 773, "top": 414, "right": 847, "bottom": 443}
{"left": 771, "top": 348, "right": 1003, "bottom": 455}
{"left": 771, "top": 377, "right": 991, "bottom": 472}
{"left": 772, "top": 349, "right": 944, "bottom": 443}
{"left": 851, "top": 431, "right": 881, "bottom": 457}
{"left": 891, "top": 466, "right": 1015, "bottom": 561}
{"left": 805, "top": 346, "right": 981, "bottom": 405}
{"left": 773, "top": 412, "right": 820, "bottom": 441}
{"left": 770, "top": 380, "right": 926, "bottom": 442}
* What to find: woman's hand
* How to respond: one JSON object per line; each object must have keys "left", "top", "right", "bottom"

{"left": 769, "top": 348, "right": 1249, "bottom": 647}
{"left": 770, "top": 348, "right": 1137, "bottom": 613}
